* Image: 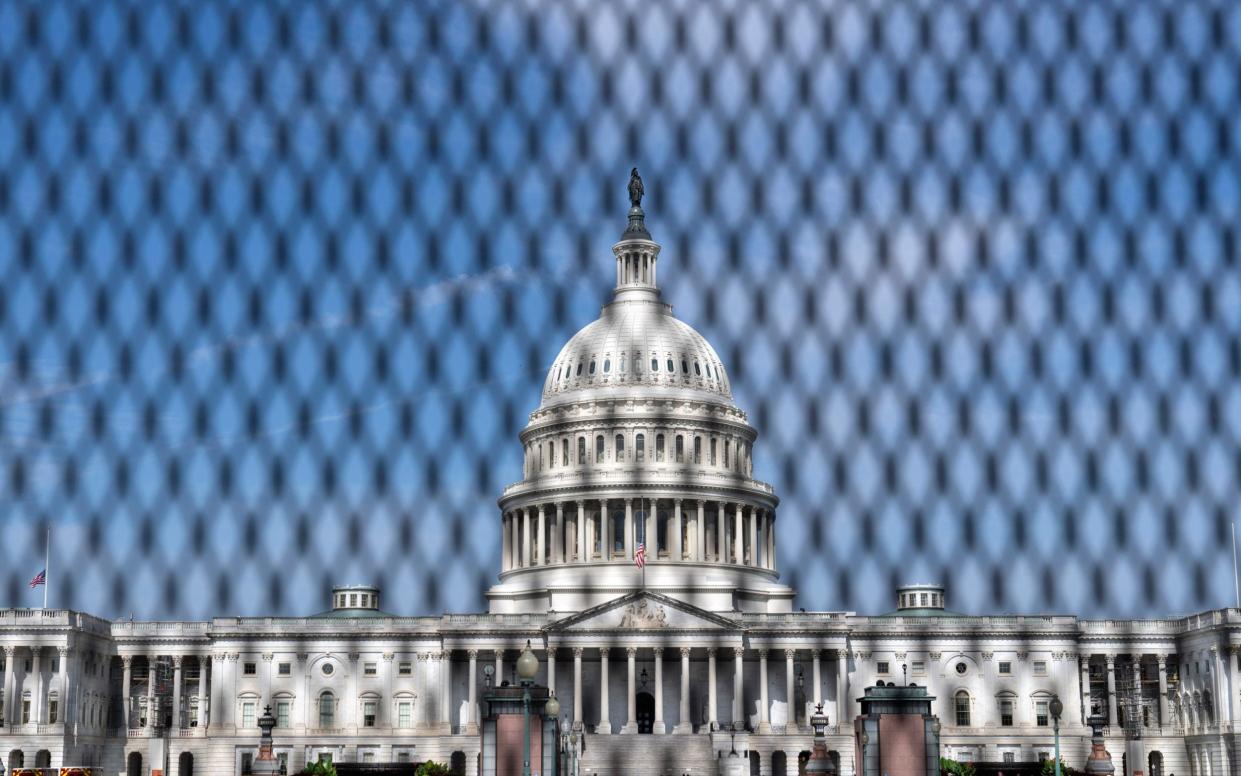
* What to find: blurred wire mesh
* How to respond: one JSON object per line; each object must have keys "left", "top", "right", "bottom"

{"left": 0, "top": 0, "right": 1239, "bottom": 619}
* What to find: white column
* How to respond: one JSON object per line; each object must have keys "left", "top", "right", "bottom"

{"left": 733, "top": 648, "right": 744, "bottom": 729}
{"left": 623, "top": 647, "right": 637, "bottom": 734}
{"left": 1157, "top": 655, "right": 1169, "bottom": 727}
{"left": 757, "top": 649, "right": 771, "bottom": 732}
{"left": 812, "top": 650, "right": 822, "bottom": 707}
{"left": 495, "top": 650, "right": 504, "bottom": 693}
{"left": 578, "top": 501, "right": 588, "bottom": 562}
{"left": 646, "top": 499, "right": 657, "bottom": 558}
{"left": 766, "top": 511, "right": 776, "bottom": 569}
{"left": 554, "top": 503, "right": 564, "bottom": 564}
{"left": 57, "top": 646, "right": 69, "bottom": 726}
{"left": 836, "top": 650, "right": 849, "bottom": 727}
{"left": 696, "top": 500, "right": 706, "bottom": 561}
{"left": 2, "top": 647, "right": 14, "bottom": 727}
{"left": 1080, "top": 655, "right": 1092, "bottom": 725}
{"left": 501, "top": 514, "right": 510, "bottom": 571}
{"left": 440, "top": 651, "right": 451, "bottom": 732}
{"left": 547, "top": 647, "right": 556, "bottom": 697}
{"left": 121, "top": 656, "right": 133, "bottom": 728}
{"left": 1106, "top": 654, "right": 1118, "bottom": 726}
{"left": 653, "top": 647, "right": 666, "bottom": 734}
{"left": 511, "top": 514, "right": 520, "bottom": 569}
{"left": 717, "top": 503, "right": 727, "bottom": 562}
{"left": 785, "top": 649, "right": 797, "bottom": 730}
{"left": 675, "top": 648, "right": 692, "bottom": 734}
{"left": 573, "top": 648, "right": 583, "bottom": 726}
{"left": 672, "top": 500, "right": 683, "bottom": 560}
{"left": 733, "top": 504, "right": 744, "bottom": 565}
{"left": 602, "top": 499, "right": 612, "bottom": 561}
{"left": 623, "top": 499, "right": 633, "bottom": 559}
{"left": 144, "top": 653, "right": 154, "bottom": 728}
{"left": 537, "top": 506, "right": 546, "bottom": 565}
{"left": 466, "top": 650, "right": 479, "bottom": 734}
{"left": 522, "top": 507, "right": 532, "bottom": 567}
{"left": 749, "top": 509, "right": 758, "bottom": 566}
{"left": 199, "top": 656, "right": 210, "bottom": 729}
{"left": 708, "top": 648, "right": 719, "bottom": 729}
{"left": 597, "top": 648, "right": 611, "bottom": 734}
{"left": 172, "top": 656, "right": 184, "bottom": 730}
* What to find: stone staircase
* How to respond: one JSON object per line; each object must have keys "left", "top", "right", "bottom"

{"left": 577, "top": 732, "right": 720, "bottom": 776}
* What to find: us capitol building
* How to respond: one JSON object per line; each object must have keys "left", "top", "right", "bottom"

{"left": 0, "top": 175, "right": 1237, "bottom": 776}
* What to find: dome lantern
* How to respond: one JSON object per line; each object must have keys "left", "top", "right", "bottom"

{"left": 612, "top": 168, "right": 662, "bottom": 301}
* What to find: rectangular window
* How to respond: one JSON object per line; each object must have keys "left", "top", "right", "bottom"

{"left": 277, "top": 754, "right": 288, "bottom": 773}
{"left": 51, "top": 657, "right": 59, "bottom": 673}
{"left": 24, "top": 659, "right": 31, "bottom": 672}
{"left": 48, "top": 699, "right": 58, "bottom": 724}
{"left": 724, "top": 440, "right": 730, "bottom": 468}
{"left": 911, "top": 661, "right": 925, "bottom": 675}
{"left": 675, "top": 435, "right": 684, "bottom": 463}
{"left": 23, "top": 699, "right": 31, "bottom": 724}
{"left": 1000, "top": 698, "right": 1014, "bottom": 726}
{"left": 636, "top": 434, "right": 645, "bottom": 462}
{"left": 656, "top": 434, "right": 665, "bottom": 462}
{"left": 998, "top": 661, "right": 1012, "bottom": 675}
{"left": 277, "top": 662, "right": 291, "bottom": 676}
{"left": 363, "top": 701, "right": 377, "bottom": 727}
{"left": 319, "top": 695, "right": 334, "bottom": 728}
{"left": 241, "top": 753, "right": 253, "bottom": 775}
{"left": 363, "top": 751, "right": 376, "bottom": 762}
{"left": 694, "top": 436, "right": 702, "bottom": 463}
{"left": 319, "top": 753, "right": 333, "bottom": 764}
{"left": 398, "top": 702, "right": 412, "bottom": 729}
{"left": 577, "top": 436, "right": 586, "bottom": 465}
{"left": 1033, "top": 660, "right": 1048, "bottom": 676}
{"left": 350, "top": 593, "right": 358, "bottom": 607}
{"left": 242, "top": 702, "right": 256, "bottom": 728}
{"left": 398, "top": 752, "right": 411, "bottom": 763}
{"left": 876, "top": 661, "right": 890, "bottom": 675}
{"left": 595, "top": 436, "right": 604, "bottom": 463}
{"left": 364, "top": 662, "right": 377, "bottom": 676}
{"left": 1003, "top": 753, "right": 1015, "bottom": 764}
{"left": 710, "top": 438, "right": 717, "bottom": 465}
{"left": 243, "top": 662, "right": 256, "bottom": 676}
{"left": 276, "top": 701, "right": 290, "bottom": 728}
{"left": 615, "top": 434, "right": 625, "bottom": 460}
{"left": 955, "top": 695, "right": 970, "bottom": 727}
{"left": 1036, "top": 700, "right": 1050, "bottom": 726}
{"left": 398, "top": 661, "right": 412, "bottom": 675}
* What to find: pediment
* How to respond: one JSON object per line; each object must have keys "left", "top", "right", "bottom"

{"left": 546, "top": 592, "right": 738, "bottom": 633}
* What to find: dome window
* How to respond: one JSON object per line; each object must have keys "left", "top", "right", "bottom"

{"left": 635, "top": 433, "right": 646, "bottom": 462}
{"left": 615, "top": 434, "right": 625, "bottom": 460}
{"left": 634, "top": 356, "right": 641, "bottom": 374}
{"left": 694, "top": 360, "right": 702, "bottom": 376}
{"left": 603, "top": 358, "right": 611, "bottom": 373}
{"left": 681, "top": 357, "right": 688, "bottom": 374}
{"left": 576, "top": 362, "right": 583, "bottom": 376}
{"left": 667, "top": 358, "right": 675, "bottom": 372}
{"left": 595, "top": 435, "right": 605, "bottom": 463}
{"left": 589, "top": 360, "right": 596, "bottom": 375}
{"left": 655, "top": 434, "right": 665, "bottom": 462}
{"left": 650, "top": 358, "right": 658, "bottom": 372}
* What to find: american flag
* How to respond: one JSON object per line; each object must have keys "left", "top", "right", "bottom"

{"left": 634, "top": 541, "right": 646, "bottom": 568}
{"left": 29, "top": 569, "right": 46, "bottom": 588}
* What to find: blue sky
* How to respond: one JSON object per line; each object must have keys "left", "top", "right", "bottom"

{"left": 1, "top": 0, "right": 1239, "bottom": 619}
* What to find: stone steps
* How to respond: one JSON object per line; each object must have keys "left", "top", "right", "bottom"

{"left": 577, "top": 732, "right": 720, "bottom": 776}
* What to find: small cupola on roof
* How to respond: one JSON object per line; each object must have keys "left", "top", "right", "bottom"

{"left": 896, "top": 583, "right": 945, "bottom": 612}
{"left": 612, "top": 167, "right": 661, "bottom": 301}
{"left": 331, "top": 584, "right": 380, "bottom": 613}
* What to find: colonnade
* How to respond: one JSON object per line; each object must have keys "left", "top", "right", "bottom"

{"left": 500, "top": 499, "right": 776, "bottom": 571}
{"left": 1081, "top": 653, "right": 1192, "bottom": 731}
{"left": 0, "top": 646, "right": 70, "bottom": 729}
{"left": 118, "top": 654, "right": 209, "bottom": 731}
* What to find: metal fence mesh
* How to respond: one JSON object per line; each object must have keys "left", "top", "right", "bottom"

{"left": 1, "top": 0, "right": 1239, "bottom": 619}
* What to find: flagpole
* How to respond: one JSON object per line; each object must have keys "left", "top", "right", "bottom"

{"left": 1232, "top": 521, "right": 1239, "bottom": 610}
{"left": 44, "top": 526, "right": 50, "bottom": 610}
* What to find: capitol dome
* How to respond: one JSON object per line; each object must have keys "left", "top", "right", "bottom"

{"left": 539, "top": 295, "right": 733, "bottom": 408}
{"left": 488, "top": 170, "right": 793, "bottom": 616}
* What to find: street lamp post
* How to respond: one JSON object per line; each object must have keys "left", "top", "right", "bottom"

{"left": 517, "top": 640, "right": 540, "bottom": 776}
{"left": 1051, "top": 695, "right": 1065, "bottom": 776}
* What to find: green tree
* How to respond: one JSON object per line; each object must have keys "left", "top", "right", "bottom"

{"left": 415, "top": 762, "right": 453, "bottom": 776}
{"left": 1041, "top": 757, "right": 1073, "bottom": 776}
{"left": 941, "top": 758, "right": 976, "bottom": 776}
{"left": 299, "top": 762, "right": 338, "bottom": 776}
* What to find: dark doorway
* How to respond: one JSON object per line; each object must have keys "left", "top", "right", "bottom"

{"left": 127, "top": 751, "right": 143, "bottom": 776}
{"left": 451, "top": 751, "right": 466, "bottom": 775}
{"left": 636, "top": 691, "right": 655, "bottom": 733}
{"left": 180, "top": 751, "right": 195, "bottom": 776}
{"left": 773, "top": 750, "right": 788, "bottom": 776}
{"left": 1149, "top": 751, "right": 1163, "bottom": 776}
{"left": 749, "top": 751, "right": 761, "bottom": 775}
{"left": 35, "top": 749, "right": 51, "bottom": 767}
{"left": 9, "top": 750, "right": 24, "bottom": 769}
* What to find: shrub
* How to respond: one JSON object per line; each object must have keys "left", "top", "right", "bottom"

{"left": 416, "top": 762, "right": 453, "bottom": 776}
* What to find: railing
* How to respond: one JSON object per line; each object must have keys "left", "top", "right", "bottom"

{"left": 176, "top": 727, "right": 206, "bottom": 737}
{"left": 500, "top": 467, "right": 777, "bottom": 497}
{"left": 1, "top": 723, "right": 64, "bottom": 735}
{"left": 126, "top": 727, "right": 154, "bottom": 738}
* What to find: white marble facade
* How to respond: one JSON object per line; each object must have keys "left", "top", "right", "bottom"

{"left": 2, "top": 188, "right": 1238, "bottom": 776}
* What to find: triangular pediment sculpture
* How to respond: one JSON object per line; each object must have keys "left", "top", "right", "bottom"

{"left": 546, "top": 591, "right": 740, "bottom": 633}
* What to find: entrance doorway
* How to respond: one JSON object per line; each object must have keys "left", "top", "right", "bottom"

{"left": 636, "top": 692, "right": 655, "bottom": 733}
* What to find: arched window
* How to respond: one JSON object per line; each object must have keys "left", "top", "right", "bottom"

{"left": 575, "top": 362, "right": 583, "bottom": 376}
{"left": 562, "top": 438, "right": 569, "bottom": 466}
{"left": 710, "top": 438, "right": 717, "bottom": 465}
{"left": 675, "top": 435, "right": 685, "bottom": 463}
{"left": 655, "top": 434, "right": 665, "bottom": 462}
{"left": 548, "top": 441, "right": 555, "bottom": 468}
{"left": 577, "top": 437, "right": 586, "bottom": 465}
{"left": 955, "top": 691, "right": 971, "bottom": 726}
{"left": 319, "top": 691, "right": 336, "bottom": 728}
{"left": 693, "top": 436, "right": 702, "bottom": 464}
{"left": 603, "top": 358, "right": 611, "bottom": 373}
{"left": 635, "top": 434, "right": 645, "bottom": 462}
{"left": 723, "top": 440, "right": 731, "bottom": 469}
{"left": 651, "top": 357, "right": 659, "bottom": 372}
{"left": 681, "top": 357, "right": 689, "bottom": 374}
{"left": 595, "top": 435, "right": 605, "bottom": 463}
{"left": 694, "top": 360, "right": 702, "bottom": 376}
{"left": 588, "top": 360, "right": 596, "bottom": 375}
{"left": 997, "top": 693, "right": 1015, "bottom": 726}
{"left": 615, "top": 435, "right": 625, "bottom": 460}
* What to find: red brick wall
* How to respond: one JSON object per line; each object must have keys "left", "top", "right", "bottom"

{"left": 496, "top": 714, "right": 544, "bottom": 776}
{"left": 879, "top": 715, "right": 926, "bottom": 776}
